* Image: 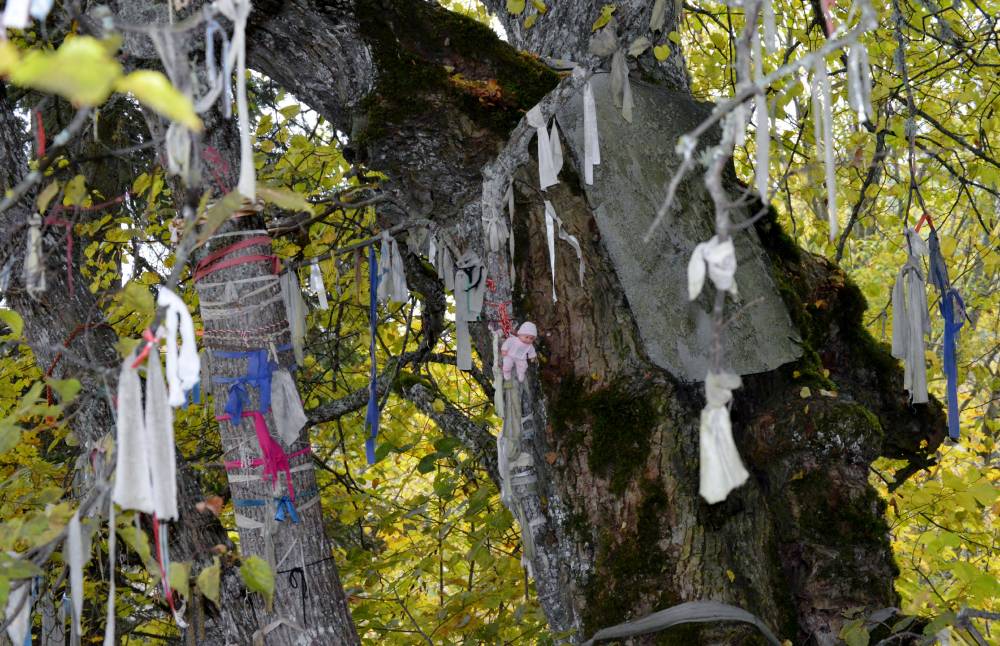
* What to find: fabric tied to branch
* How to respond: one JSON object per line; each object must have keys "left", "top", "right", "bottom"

{"left": 365, "top": 245, "right": 380, "bottom": 464}
{"left": 492, "top": 331, "right": 504, "bottom": 419}
{"left": 274, "top": 496, "right": 300, "bottom": 523}
{"left": 377, "top": 232, "right": 409, "bottom": 304}
{"left": 217, "top": 0, "right": 254, "bottom": 199}
{"left": 526, "top": 105, "right": 559, "bottom": 190}
{"left": 146, "top": 352, "right": 179, "bottom": 520}
{"left": 280, "top": 271, "right": 307, "bottom": 366}
{"left": 212, "top": 344, "right": 293, "bottom": 421}
{"left": 545, "top": 201, "right": 558, "bottom": 303}
{"left": 699, "top": 371, "right": 749, "bottom": 504}
{"left": 157, "top": 288, "right": 200, "bottom": 407}
{"left": 2, "top": 0, "right": 29, "bottom": 28}
{"left": 847, "top": 43, "right": 873, "bottom": 123}
{"left": 455, "top": 251, "right": 486, "bottom": 371}
{"left": 579, "top": 71, "right": 601, "bottom": 185}
{"left": 928, "top": 230, "right": 965, "bottom": 439}
{"left": 812, "top": 58, "right": 837, "bottom": 240}
{"left": 271, "top": 368, "right": 308, "bottom": 445}
{"left": 687, "top": 236, "right": 737, "bottom": 300}
{"left": 23, "top": 213, "right": 45, "bottom": 298}
{"left": 309, "top": 262, "right": 328, "bottom": 310}
{"left": 891, "top": 228, "right": 930, "bottom": 404}
{"left": 610, "top": 49, "right": 634, "bottom": 123}
{"left": 113, "top": 362, "right": 155, "bottom": 514}
{"left": 67, "top": 513, "right": 84, "bottom": 641}
{"left": 220, "top": 411, "right": 306, "bottom": 501}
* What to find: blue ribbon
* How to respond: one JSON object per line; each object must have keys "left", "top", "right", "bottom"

{"left": 233, "top": 498, "right": 267, "bottom": 508}
{"left": 212, "top": 344, "right": 293, "bottom": 419}
{"left": 365, "top": 245, "right": 380, "bottom": 464}
{"left": 274, "top": 496, "right": 300, "bottom": 523}
{"left": 928, "top": 230, "right": 965, "bottom": 440}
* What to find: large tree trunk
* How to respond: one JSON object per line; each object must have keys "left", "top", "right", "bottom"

{"left": 243, "top": 1, "right": 945, "bottom": 643}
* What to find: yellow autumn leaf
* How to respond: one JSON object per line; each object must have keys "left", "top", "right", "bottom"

{"left": 799, "top": 386, "right": 811, "bottom": 398}
{"left": 115, "top": 71, "right": 203, "bottom": 132}
{"left": 0, "top": 39, "right": 20, "bottom": 76}
{"left": 10, "top": 36, "right": 122, "bottom": 106}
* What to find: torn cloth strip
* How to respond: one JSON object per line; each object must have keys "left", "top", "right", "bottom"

{"left": 216, "top": 0, "right": 254, "bottom": 199}
{"left": 928, "top": 230, "right": 965, "bottom": 439}
{"left": 113, "top": 362, "right": 155, "bottom": 514}
{"left": 211, "top": 344, "right": 293, "bottom": 420}
{"left": 280, "top": 270, "right": 307, "bottom": 366}
{"left": 146, "top": 352, "right": 179, "bottom": 521}
{"left": 67, "top": 513, "right": 84, "bottom": 640}
{"left": 270, "top": 368, "right": 308, "bottom": 446}
{"left": 156, "top": 288, "right": 201, "bottom": 407}
{"left": 376, "top": 231, "right": 410, "bottom": 304}
{"left": 218, "top": 411, "right": 310, "bottom": 501}
{"left": 687, "top": 236, "right": 737, "bottom": 301}
{"left": 576, "top": 69, "right": 601, "bottom": 185}
{"left": 526, "top": 105, "right": 559, "bottom": 190}
{"left": 699, "top": 371, "right": 749, "bottom": 504}
{"left": 309, "top": 263, "right": 329, "bottom": 310}
{"left": 365, "top": 244, "right": 380, "bottom": 464}
{"left": 454, "top": 251, "right": 487, "bottom": 371}
{"left": 610, "top": 49, "right": 634, "bottom": 123}
{"left": 891, "top": 228, "right": 931, "bottom": 404}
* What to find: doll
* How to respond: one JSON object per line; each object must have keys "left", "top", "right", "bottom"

{"left": 501, "top": 321, "right": 538, "bottom": 382}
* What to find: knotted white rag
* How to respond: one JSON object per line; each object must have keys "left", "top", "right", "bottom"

{"left": 891, "top": 228, "right": 930, "bottom": 404}
{"left": 377, "top": 232, "right": 410, "bottom": 303}
{"left": 157, "top": 288, "right": 200, "bottom": 408}
{"left": 280, "top": 271, "right": 307, "bottom": 366}
{"left": 610, "top": 49, "right": 634, "bottom": 123}
{"left": 579, "top": 71, "right": 601, "bottom": 185}
{"left": 217, "top": 0, "right": 254, "bottom": 199}
{"left": 687, "top": 236, "right": 738, "bottom": 300}
{"left": 699, "top": 371, "right": 749, "bottom": 504}
{"left": 271, "top": 368, "right": 308, "bottom": 445}
{"left": 527, "top": 105, "right": 559, "bottom": 190}
{"left": 309, "top": 263, "right": 329, "bottom": 310}
{"left": 544, "top": 201, "right": 558, "bottom": 303}
{"left": 145, "top": 353, "right": 178, "bottom": 520}
{"left": 113, "top": 362, "right": 155, "bottom": 514}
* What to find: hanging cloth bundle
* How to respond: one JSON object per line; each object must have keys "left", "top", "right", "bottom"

{"left": 572, "top": 67, "right": 602, "bottom": 185}
{"left": 157, "top": 288, "right": 200, "bottom": 407}
{"left": 309, "top": 262, "right": 329, "bottom": 310}
{"left": 687, "top": 235, "right": 737, "bottom": 300}
{"left": 280, "top": 271, "right": 307, "bottom": 366}
{"left": 610, "top": 49, "right": 634, "bottom": 123}
{"left": 927, "top": 229, "right": 965, "bottom": 439}
{"left": 699, "top": 371, "right": 749, "bottom": 504}
{"left": 145, "top": 350, "right": 179, "bottom": 520}
{"left": 526, "top": 105, "right": 559, "bottom": 190}
{"left": 454, "top": 251, "right": 487, "bottom": 371}
{"left": 271, "top": 368, "right": 308, "bottom": 445}
{"left": 891, "top": 228, "right": 930, "bottom": 404}
{"left": 216, "top": 0, "right": 255, "bottom": 199}
{"left": 365, "top": 245, "right": 380, "bottom": 464}
{"left": 23, "top": 213, "right": 46, "bottom": 298}
{"left": 376, "top": 231, "right": 409, "bottom": 303}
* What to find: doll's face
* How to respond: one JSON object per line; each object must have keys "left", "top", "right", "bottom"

{"left": 518, "top": 333, "right": 536, "bottom": 344}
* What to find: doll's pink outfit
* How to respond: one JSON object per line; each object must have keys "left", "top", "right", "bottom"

{"left": 501, "top": 322, "right": 537, "bottom": 381}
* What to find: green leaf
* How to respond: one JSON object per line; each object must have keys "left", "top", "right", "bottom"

{"left": 117, "top": 525, "right": 160, "bottom": 580}
{"left": 45, "top": 378, "right": 81, "bottom": 405}
{"left": 667, "top": 31, "right": 682, "bottom": 45}
{"left": 279, "top": 104, "right": 300, "bottom": 120}
{"left": 240, "top": 555, "right": 275, "bottom": 609}
{"left": 592, "top": 4, "right": 616, "bottom": 31}
{"left": 10, "top": 36, "right": 122, "bottom": 106}
{"left": 417, "top": 453, "right": 440, "bottom": 474}
{"left": 196, "top": 558, "right": 221, "bottom": 608}
{"left": 839, "top": 618, "right": 869, "bottom": 646}
{"left": 168, "top": 561, "right": 192, "bottom": 600}
{"left": 0, "top": 420, "right": 21, "bottom": 454}
{"left": 115, "top": 71, "right": 203, "bottom": 132}
{"left": 256, "top": 186, "right": 314, "bottom": 214}
{"left": 529, "top": 0, "right": 547, "bottom": 13}
{"left": 36, "top": 180, "right": 59, "bottom": 213}
{"left": 0, "top": 309, "right": 24, "bottom": 341}
{"left": 524, "top": 13, "right": 537, "bottom": 28}
{"left": 653, "top": 44, "right": 671, "bottom": 61}
{"left": 120, "top": 282, "right": 155, "bottom": 320}
{"left": 63, "top": 175, "right": 87, "bottom": 206}
{"left": 0, "top": 553, "right": 42, "bottom": 580}
{"left": 506, "top": 0, "right": 525, "bottom": 15}
{"left": 197, "top": 191, "right": 245, "bottom": 244}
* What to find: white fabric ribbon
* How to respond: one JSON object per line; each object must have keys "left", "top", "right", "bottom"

{"left": 847, "top": 44, "right": 874, "bottom": 122}
{"left": 271, "top": 369, "right": 308, "bottom": 445}
{"left": 699, "top": 371, "right": 749, "bottom": 504}
{"left": 157, "top": 288, "right": 200, "bottom": 408}
{"left": 2, "top": 0, "right": 30, "bottom": 28}
{"left": 4, "top": 570, "right": 30, "bottom": 645}
{"left": 113, "top": 363, "right": 155, "bottom": 514}
{"left": 441, "top": 246, "right": 455, "bottom": 291}
{"left": 217, "top": 0, "right": 254, "bottom": 199}
{"left": 23, "top": 213, "right": 46, "bottom": 298}
{"left": 762, "top": 0, "right": 777, "bottom": 53}
{"left": 687, "top": 236, "right": 738, "bottom": 300}
{"left": 492, "top": 331, "right": 504, "bottom": 419}
{"left": 544, "top": 200, "right": 558, "bottom": 303}
{"left": 280, "top": 271, "right": 307, "bottom": 366}
{"left": 68, "top": 513, "right": 84, "bottom": 640}
{"left": 891, "top": 228, "right": 930, "bottom": 404}
{"left": 428, "top": 233, "right": 438, "bottom": 271}
{"left": 309, "top": 262, "right": 328, "bottom": 310}
{"left": 104, "top": 499, "right": 116, "bottom": 646}
{"left": 610, "top": 49, "right": 634, "bottom": 123}
{"left": 812, "top": 58, "right": 837, "bottom": 240}
{"left": 582, "top": 76, "right": 601, "bottom": 185}
{"left": 506, "top": 183, "right": 517, "bottom": 287}
{"left": 29, "top": 0, "right": 52, "bottom": 20}
{"left": 527, "top": 105, "right": 558, "bottom": 190}
{"left": 377, "top": 232, "right": 410, "bottom": 303}
{"left": 146, "top": 354, "right": 178, "bottom": 520}
{"left": 550, "top": 120, "right": 564, "bottom": 177}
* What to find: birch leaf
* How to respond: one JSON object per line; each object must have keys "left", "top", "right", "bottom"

{"left": 241, "top": 555, "right": 275, "bottom": 610}
{"left": 115, "top": 71, "right": 203, "bottom": 132}
{"left": 196, "top": 557, "right": 221, "bottom": 608}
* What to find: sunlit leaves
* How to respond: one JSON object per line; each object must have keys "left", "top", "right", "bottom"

{"left": 9, "top": 36, "right": 121, "bottom": 106}
{"left": 115, "top": 71, "right": 203, "bottom": 132}
{"left": 240, "top": 555, "right": 275, "bottom": 609}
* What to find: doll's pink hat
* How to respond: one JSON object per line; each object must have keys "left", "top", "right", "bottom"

{"left": 517, "top": 321, "right": 537, "bottom": 336}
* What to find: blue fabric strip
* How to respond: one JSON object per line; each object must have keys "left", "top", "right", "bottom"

{"left": 233, "top": 498, "right": 267, "bottom": 508}
{"left": 211, "top": 344, "right": 294, "bottom": 419}
{"left": 928, "top": 230, "right": 964, "bottom": 440}
{"left": 274, "top": 496, "right": 300, "bottom": 523}
{"left": 365, "top": 245, "right": 380, "bottom": 464}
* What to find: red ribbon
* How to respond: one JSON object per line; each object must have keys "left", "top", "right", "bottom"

{"left": 192, "top": 236, "right": 279, "bottom": 283}
{"left": 218, "top": 411, "right": 310, "bottom": 501}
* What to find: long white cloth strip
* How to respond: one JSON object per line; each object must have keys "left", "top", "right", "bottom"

{"left": 687, "top": 236, "right": 738, "bottom": 300}
{"left": 753, "top": 29, "right": 769, "bottom": 202}
{"left": 582, "top": 76, "right": 601, "bottom": 185}
{"left": 699, "top": 371, "right": 749, "bottom": 504}
{"left": 103, "top": 499, "right": 116, "bottom": 646}
{"left": 68, "top": 513, "right": 84, "bottom": 640}
{"left": 506, "top": 183, "right": 517, "bottom": 287}
{"left": 812, "top": 58, "right": 837, "bottom": 240}
{"left": 441, "top": 246, "right": 455, "bottom": 291}
{"left": 526, "top": 105, "right": 558, "bottom": 190}
{"left": 217, "top": 0, "right": 254, "bottom": 199}
{"left": 892, "top": 228, "right": 931, "bottom": 404}
{"left": 544, "top": 201, "right": 558, "bottom": 302}
{"left": 4, "top": 574, "right": 29, "bottom": 645}
{"left": 2, "top": 0, "right": 30, "bottom": 28}
{"left": 377, "top": 232, "right": 410, "bottom": 303}
{"left": 24, "top": 213, "right": 45, "bottom": 298}
{"left": 280, "top": 271, "right": 307, "bottom": 366}
{"left": 610, "top": 49, "right": 634, "bottom": 123}
{"left": 157, "top": 288, "right": 200, "bottom": 407}
{"left": 492, "top": 331, "right": 504, "bottom": 419}
{"left": 271, "top": 369, "right": 308, "bottom": 445}
{"left": 29, "top": 0, "right": 52, "bottom": 20}
{"left": 427, "top": 233, "right": 438, "bottom": 271}
{"left": 146, "top": 354, "right": 179, "bottom": 520}
{"left": 848, "top": 44, "right": 874, "bottom": 122}
{"left": 550, "top": 120, "right": 564, "bottom": 177}
{"left": 556, "top": 217, "right": 586, "bottom": 286}
{"left": 762, "top": 0, "right": 777, "bottom": 53}
{"left": 200, "top": 292, "right": 283, "bottom": 320}
{"left": 113, "top": 363, "right": 155, "bottom": 514}
{"left": 309, "top": 263, "right": 329, "bottom": 310}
